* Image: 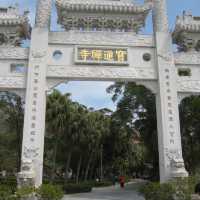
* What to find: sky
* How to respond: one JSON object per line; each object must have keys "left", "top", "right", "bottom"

{"left": 1, "top": 0, "right": 199, "bottom": 110}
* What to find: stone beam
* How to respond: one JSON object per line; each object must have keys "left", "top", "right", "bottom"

{"left": 49, "top": 32, "right": 155, "bottom": 47}
{"left": 0, "top": 48, "right": 29, "bottom": 60}
{"left": 0, "top": 76, "right": 26, "bottom": 89}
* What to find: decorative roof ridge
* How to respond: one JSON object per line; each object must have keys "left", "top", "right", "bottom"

{"left": 56, "top": 0, "right": 152, "bottom": 14}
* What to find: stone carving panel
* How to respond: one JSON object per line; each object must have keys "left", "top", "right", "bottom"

{"left": 174, "top": 52, "right": 200, "bottom": 65}
{"left": 31, "top": 50, "right": 47, "bottom": 60}
{"left": 49, "top": 32, "right": 155, "bottom": 47}
{"left": 165, "top": 148, "right": 182, "bottom": 161}
{"left": 0, "top": 48, "right": 29, "bottom": 60}
{"left": 47, "top": 65, "right": 157, "bottom": 81}
{"left": 177, "top": 79, "right": 200, "bottom": 93}
{"left": 0, "top": 76, "right": 26, "bottom": 89}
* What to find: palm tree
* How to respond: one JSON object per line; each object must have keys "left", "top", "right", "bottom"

{"left": 83, "top": 110, "right": 110, "bottom": 181}
{"left": 61, "top": 102, "right": 84, "bottom": 181}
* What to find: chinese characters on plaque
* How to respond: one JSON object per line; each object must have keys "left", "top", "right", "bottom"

{"left": 75, "top": 47, "right": 129, "bottom": 65}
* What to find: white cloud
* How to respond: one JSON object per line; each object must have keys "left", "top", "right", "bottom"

{"left": 56, "top": 81, "right": 117, "bottom": 111}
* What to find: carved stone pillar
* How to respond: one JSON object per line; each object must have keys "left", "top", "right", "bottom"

{"left": 19, "top": 0, "right": 52, "bottom": 187}
{"left": 152, "top": 0, "right": 169, "bottom": 32}
{"left": 153, "top": 0, "right": 188, "bottom": 182}
{"left": 35, "top": 0, "right": 52, "bottom": 28}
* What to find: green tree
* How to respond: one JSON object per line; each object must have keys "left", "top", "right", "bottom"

{"left": 107, "top": 82, "right": 159, "bottom": 179}
{"left": 46, "top": 90, "right": 72, "bottom": 180}
{"left": 83, "top": 110, "right": 110, "bottom": 181}
{"left": 179, "top": 95, "right": 200, "bottom": 174}
{"left": 0, "top": 92, "right": 24, "bottom": 172}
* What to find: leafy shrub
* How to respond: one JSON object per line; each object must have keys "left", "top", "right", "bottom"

{"left": 36, "top": 184, "right": 64, "bottom": 200}
{"left": 140, "top": 182, "right": 175, "bottom": 200}
{"left": 0, "top": 185, "right": 12, "bottom": 200}
{"left": 0, "top": 177, "right": 17, "bottom": 193}
{"left": 15, "top": 187, "right": 35, "bottom": 200}
{"left": 64, "top": 183, "right": 92, "bottom": 194}
{"left": 140, "top": 177, "right": 198, "bottom": 200}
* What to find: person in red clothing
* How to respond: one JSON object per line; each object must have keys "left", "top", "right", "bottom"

{"left": 119, "top": 175, "right": 125, "bottom": 188}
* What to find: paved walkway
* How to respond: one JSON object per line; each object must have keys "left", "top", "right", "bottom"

{"left": 63, "top": 180, "right": 145, "bottom": 200}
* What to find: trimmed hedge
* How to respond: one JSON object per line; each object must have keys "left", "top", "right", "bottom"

{"left": 64, "top": 183, "right": 92, "bottom": 194}
{"left": 85, "top": 180, "right": 113, "bottom": 188}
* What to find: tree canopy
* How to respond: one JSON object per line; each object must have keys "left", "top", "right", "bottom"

{"left": 0, "top": 85, "right": 200, "bottom": 182}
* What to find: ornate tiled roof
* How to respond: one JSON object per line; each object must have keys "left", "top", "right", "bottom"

{"left": 173, "top": 11, "right": 200, "bottom": 52}
{"left": 56, "top": 0, "right": 152, "bottom": 32}
{"left": 0, "top": 5, "right": 31, "bottom": 46}
{"left": 56, "top": 0, "right": 152, "bottom": 14}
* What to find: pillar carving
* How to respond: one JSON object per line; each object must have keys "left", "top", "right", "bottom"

{"left": 153, "top": 0, "right": 188, "bottom": 182}
{"left": 35, "top": 0, "right": 52, "bottom": 28}
{"left": 20, "top": 28, "right": 49, "bottom": 187}
{"left": 19, "top": 0, "right": 51, "bottom": 188}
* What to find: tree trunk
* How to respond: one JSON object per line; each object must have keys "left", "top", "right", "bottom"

{"left": 51, "top": 136, "right": 59, "bottom": 181}
{"left": 65, "top": 151, "right": 72, "bottom": 180}
{"left": 76, "top": 155, "right": 82, "bottom": 184}
{"left": 84, "top": 152, "right": 93, "bottom": 181}
{"left": 16, "top": 127, "right": 22, "bottom": 172}
{"left": 89, "top": 159, "right": 96, "bottom": 180}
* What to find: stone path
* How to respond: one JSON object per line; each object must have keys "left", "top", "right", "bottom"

{"left": 63, "top": 181, "right": 145, "bottom": 200}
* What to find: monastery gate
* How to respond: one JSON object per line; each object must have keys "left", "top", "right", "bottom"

{"left": 0, "top": 0, "right": 200, "bottom": 187}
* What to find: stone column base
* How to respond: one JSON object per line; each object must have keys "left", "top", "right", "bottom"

{"left": 17, "top": 159, "right": 36, "bottom": 188}
{"left": 171, "top": 158, "right": 188, "bottom": 179}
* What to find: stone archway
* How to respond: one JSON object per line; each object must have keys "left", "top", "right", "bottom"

{"left": 2, "top": 0, "right": 200, "bottom": 188}
{"left": 18, "top": 0, "right": 189, "bottom": 187}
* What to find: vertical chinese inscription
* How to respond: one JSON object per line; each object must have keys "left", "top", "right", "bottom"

{"left": 29, "top": 65, "right": 40, "bottom": 143}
